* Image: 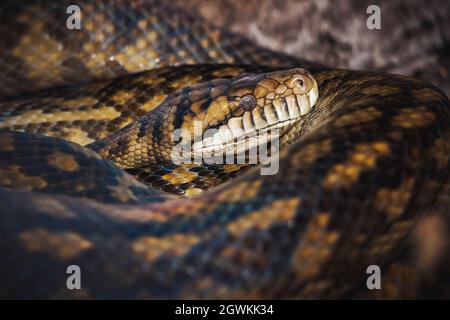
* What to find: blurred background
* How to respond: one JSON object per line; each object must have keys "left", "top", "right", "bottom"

{"left": 175, "top": 0, "right": 450, "bottom": 96}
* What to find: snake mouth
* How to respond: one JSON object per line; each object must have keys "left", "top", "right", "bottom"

{"left": 193, "top": 85, "right": 318, "bottom": 156}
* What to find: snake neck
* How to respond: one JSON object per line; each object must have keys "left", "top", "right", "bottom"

{"left": 87, "top": 103, "right": 176, "bottom": 168}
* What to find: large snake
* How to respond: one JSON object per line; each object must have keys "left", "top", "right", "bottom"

{"left": 0, "top": 0, "right": 450, "bottom": 299}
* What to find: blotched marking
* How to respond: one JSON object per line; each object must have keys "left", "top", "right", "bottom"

{"left": 290, "top": 212, "right": 340, "bottom": 279}
{"left": 0, "top": 164, "right": 48, "bottom": 190}
{"left": 162, "top": 168, "right": 198, "bottom": 185}
{"left": 170, "top": 74, "right": 205, "bottom": 90}
{"left": 391, "top": 107, "right": 436, "bottom": 128}
{"left": 110, "top": 89, "right": 138, "bottom": 105}
{"left": 12, "top": 14, "right": 69, "bottom": 85}
{"left": 222, "top": 164, "right": 247, "bottom": 174}
{"left": 216, "top": 180, "right": 262, "bottom": 202}
{"left": 138, "top": 93, "right": 168, "bottom": 112}
{"left": 290, "top": 139, "right": 332, "bottom": 166}
{"left": 140, "top": 74, "right": 166, "bottom": 87}
{"left": 39, "top": 97, "right": 99, "bottom": 109}
{"left": 114, "top": 32, "right": 160, "bottom": 72}
{"left": 0, "top": 107, "right": 121, "bottom": 127}
{"left": 185, "top": 188, "right": 203, "bottom": 197}
{"left": 226, "top": 198, "right": 300, "bottom": 236}
{"left": 324, "top": 142, "right": 391, "bottom": 189}
{"left": 334, "top": 107, "right": 382, "bottom": 127}
{"left": 430, "top": 136, "right": 450, "bottom": 170}
{"left": 374, "top": 178, "right": 415, "bottom": 220}
{"left": 47, "top": 151, "right": 79, "bottom": 172}
{"left": 31, "top": 197, "right": 76, "bottom": 219}
{"left": 132, "top": 233, "right": 200, "bottom": 261}
{"left": 61, "top": 127, "right": 95, "bottom": 146}
{"left": 19, "top": 228, "right": 93, "bottom": 260}
{"left": 413, "top": 88, "right": 445, "bottom": 102}
{"left": 211, "top": 67, "right": 245, "bottom": 78}
{"left": 106, "top": 173, "right": 146, "bottom": 202}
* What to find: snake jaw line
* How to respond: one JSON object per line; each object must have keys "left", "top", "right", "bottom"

{"left": 196, "top": 68, "right": 318, "bottom": 154}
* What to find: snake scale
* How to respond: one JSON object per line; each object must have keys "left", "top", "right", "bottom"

{"left": 1, "top": 0, "right": 450, "bottom": 299}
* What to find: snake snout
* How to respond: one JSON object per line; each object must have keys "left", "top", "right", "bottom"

{"left": 195, "top": 68, "right": 319, "bottom": 156}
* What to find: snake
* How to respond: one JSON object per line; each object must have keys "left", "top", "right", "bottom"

{"left": 0, "top": 0, "right": 450, "bottom": 299}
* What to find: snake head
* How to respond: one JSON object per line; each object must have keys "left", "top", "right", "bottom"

{"left": 177, "top": 68, "right": 319, "bottom": 156}
{"left": 91, "top": 68, "right": 318, "bottom": 168}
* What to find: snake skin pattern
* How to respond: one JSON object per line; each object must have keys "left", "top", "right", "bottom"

{"left": 1, "top": 0, "right": 450, "bottom": 299}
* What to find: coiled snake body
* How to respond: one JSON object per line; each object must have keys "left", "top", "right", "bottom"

{"left": 0, "top": 0, "right": 450, "bottom": 299}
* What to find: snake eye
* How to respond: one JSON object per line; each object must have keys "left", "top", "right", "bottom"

{"left": 239, "top": 94, "right": 256, "bottom": 111}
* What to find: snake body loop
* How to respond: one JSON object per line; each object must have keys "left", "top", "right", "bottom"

{"left": 0, "top": 0, "right": 450, "bottom": 299}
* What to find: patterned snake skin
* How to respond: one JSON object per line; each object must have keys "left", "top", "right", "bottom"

{"left": 1, "top": 0, "right": 450, "bottom": 299}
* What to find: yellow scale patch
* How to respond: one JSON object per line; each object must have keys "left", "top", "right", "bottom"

{"left": 104, "top": 171, "right": 150, "bottom": 203}
{"left": 413, "top": 88, "right": 446, "bottom": 102}
{"left": 83, "top": 10, "right": 119, "bottom": 73}
{"left": 324, "top": 141, "right": 391, "bottom": 189}
{"left": 290, "top": 212, "right": 340, "bottom": 280}
{"left": 0, "top": 106, "right": 120, "bottom": 127}
{"left": 210, "top": 67, "right": 244, "bottom": 78}
{"left": 162, "top": 167, "right": 198, "bottom": 185}
{"left": 216, "top": 180, "right": 262, "bottom": 203}
{"left": 290, "top": 139, "right": 332, "bottom": 167}
{"left": 61, "top": 127, "right": 96, "bottom": 146}
{"left": 139, "top": 94, "right": 168, "bottom": 112}
{"left": 429, "top": 136, "right": 450, "bottom": 170}
{"left": 226, "top": 198, "right": 300, "bottom": 236}
{"left": 47, "top": 151, "right": 79, "bottom": 172}
{"left": 391, "top": 107, "right": 436, "bottom": 128}
{"left": 109, "top": 90, "right": 138, "bottom": 105}
{"left": 114, "top": 30, "right": 159, "bottom": 73}
{"left": 333, "top": 107, "right": 383, "bottom": 127}
{"left": 374, "top": 178, "right": 415, "bottom": 220}
{"left": 0, "top": 164, "right": 48, "bottom": 190}
{"left": 132, "top": 233, "right": 200, "bottom": 262}
{"left": 12, "top": 9, "right": 70, "bottom": 86}
{"left": 169, "top": 74, "right": 205, "bottom": 92}
{"left": 107, "top": 184, "right": 139, "bottom": 203}
{"left": 19, "top": 228, "right": 93, "bottom": 260}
